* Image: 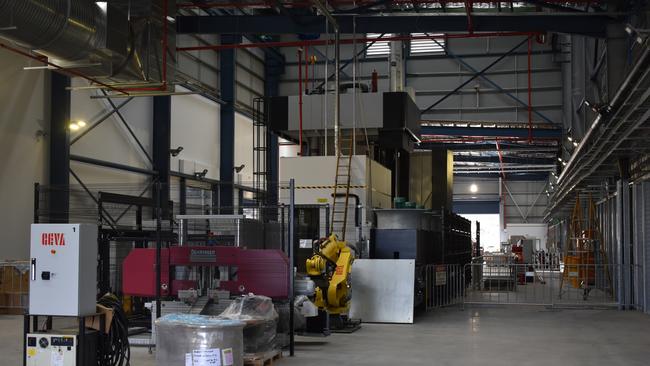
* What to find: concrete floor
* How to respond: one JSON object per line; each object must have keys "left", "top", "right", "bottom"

{"left": 4, "top": 307, "right": 650, "bottom": 365}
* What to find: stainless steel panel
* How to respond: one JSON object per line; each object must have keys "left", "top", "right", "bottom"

{"left": 349, "top": 259, "right": 415, "bottom": 323}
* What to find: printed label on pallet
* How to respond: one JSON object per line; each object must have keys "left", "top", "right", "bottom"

{"left": 222, "top": 348, "right": 234, "bottom": 366}
{"left": 192, "top": 348, "right": 221, "bottom": 366}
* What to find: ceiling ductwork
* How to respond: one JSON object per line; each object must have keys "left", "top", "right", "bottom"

{"left": 0, "top": 0, "right": 175, "bottom": 92}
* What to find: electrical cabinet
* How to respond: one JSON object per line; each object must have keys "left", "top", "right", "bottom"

{"left": 29, "top": 224, "right": 98, "bottom": 316}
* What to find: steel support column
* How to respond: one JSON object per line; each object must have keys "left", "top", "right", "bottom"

{"left": 640, "top": 181, "right": 650, "bottom": 313}
{"left": 220, "top": 34, "right": 241, "bottom": 213}
{"left": 153, "top": 96, "right": 172, "bottom": 218}
{"left": 265, "top": 51, "right": 284, "bottom": 217}
{"left": 616, "top": 178, "right": 631, "bottom": 309}
{"left": 49, "top": 72, "right": 70, "bottom": 223}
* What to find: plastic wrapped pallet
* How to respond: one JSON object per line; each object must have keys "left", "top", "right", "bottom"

{"left": 155, "top": 314, "right": 245, "bottom": 366}
{"left": 219, "top": 295, "right": 278, "bottom": 354}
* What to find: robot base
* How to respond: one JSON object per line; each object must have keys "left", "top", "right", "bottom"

{"left": 304, "top": 310, "right": 361, "bottom": 335}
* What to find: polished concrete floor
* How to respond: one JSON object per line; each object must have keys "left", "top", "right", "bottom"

{"left": 4, "top": 307, "right": 650, "bottom": 365}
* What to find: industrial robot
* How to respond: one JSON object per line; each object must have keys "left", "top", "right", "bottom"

{"left": 304, "top": 233, "right": 360, "bottom": 333}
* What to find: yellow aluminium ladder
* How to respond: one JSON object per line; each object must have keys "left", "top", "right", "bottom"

{"left": 559, "top": 195, "right": 613, "bottom": 300}
{"left": 330, "top": 131, "right": 354, "bottom": 241}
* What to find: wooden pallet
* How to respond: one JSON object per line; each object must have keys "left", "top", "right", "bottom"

{"left": 243, "top": 349, "right": 283, "bottom": 366}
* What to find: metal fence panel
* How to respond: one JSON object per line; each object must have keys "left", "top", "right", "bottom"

{"left": 425, "top": 264, "right": 466, "bottom": 310}
{"left": 463, "top": 262, "right": 639, "bottom": 308}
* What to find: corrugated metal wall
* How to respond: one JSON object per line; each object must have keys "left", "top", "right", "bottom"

{"left": 277, "top": 35, "right": 563, "bottom": 125}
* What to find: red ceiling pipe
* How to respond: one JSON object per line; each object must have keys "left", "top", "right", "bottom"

{"left": 528, "top": 35, "right": 533, "bottom": 144}
{"left": 496, "top": 140, "right": 507, "bottom": 229}
{"left": 0, "top": 43, "right": 130, "bottom": 95}
{"left": 305, "top": 46, "right": 310, "bottom": 93}
{"left": 371, "top": 69, "right": 378, "bottom": 92}
{"left": 465, "top": 1, "right": 474, "bottom": 34}
{"left": 178, "top": 32, "right": 541, "bottom": 52}
{"left": 1, "top": 0, "right": 170, "bottom": 94}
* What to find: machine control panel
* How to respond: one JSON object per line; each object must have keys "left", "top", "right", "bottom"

{"left": 26, "top": 333, "right": 78, "bottom": 366}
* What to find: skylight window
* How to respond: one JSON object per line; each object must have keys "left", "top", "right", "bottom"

{"left": 410, "top": 33, "right": 445, "bottom": 55}
{"left": 366, "top": 33, "right": 392, "bottom": 57}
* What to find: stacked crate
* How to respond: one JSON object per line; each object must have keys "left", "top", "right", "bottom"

{"left": 0, "top": 261, "right": 29, "bottom": 314}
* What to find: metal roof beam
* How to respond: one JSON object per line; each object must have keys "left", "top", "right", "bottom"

{"left": 176, "top": 14, "right": 616, "bottom": 37}
{"left": 421, "top": 126, "right": 562, "bottom": 138}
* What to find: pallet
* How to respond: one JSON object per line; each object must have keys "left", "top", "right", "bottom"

{"left": 243, "top": 349, "right": 283, "bottom": 366}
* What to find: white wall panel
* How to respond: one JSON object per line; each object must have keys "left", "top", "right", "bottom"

{"left": 0, "top": 49, "right": 49, "bottom": 259}
{"left": 234, "top": 113, "right": 255, "bottom": 185}
{"left": 171, "top": 87, "right": 221, "bottom": 180}
{"left": 70, "top": 79, "right": 152, "bottom": 184}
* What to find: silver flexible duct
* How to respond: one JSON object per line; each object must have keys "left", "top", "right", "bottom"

{"left": 0, "top": 0, "right": 105, "bottom": 61}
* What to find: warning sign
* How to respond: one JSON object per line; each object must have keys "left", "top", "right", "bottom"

{"left": 435, "top": 266, "right": 447, "bottom": 286}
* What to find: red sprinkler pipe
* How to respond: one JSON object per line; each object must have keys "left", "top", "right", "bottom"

{"left": 0, "top": 43, "right": 130, "bottom": 95}
{"left": 305, "top": 47, "right": 309, "bottom": 92}
{"left": 1, "top": 0, "right": 170, "bottom": 94}
{"left": 496, "top": 140, "right": 507, "bottom": 230}
{"left": 527, "top": 34, "right": 533, "bottom": 143}
{"left": 495, "top": 140, "right": 507, "bottom": 179}
{"left": 465, "top": 1, "right": 474, "bottom": 34}
{"left": 298, "top": 48, "right": 304, "bottom": 155}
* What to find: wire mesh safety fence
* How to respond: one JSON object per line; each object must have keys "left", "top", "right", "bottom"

{"left": 33, "top": 180, "right": 299, "bottom": 291}
{"left": 424, "top": 264, "right": 466, "bottom": 310}
{"left": 463, "top": 262, "right": 639, "bottom": 308}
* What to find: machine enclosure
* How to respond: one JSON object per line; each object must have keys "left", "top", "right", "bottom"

{"left": 29, "top": 224, "right": 98, "bottom": 316}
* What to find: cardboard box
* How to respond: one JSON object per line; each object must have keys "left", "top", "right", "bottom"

{"left": 0, "top": 264, "right": 29, "bottom": 315}
{"left": 0, "top": 264, "right": 29, "bottom": 294}
{"left": 85, "top": 304, "right": 115, "bottom": 334}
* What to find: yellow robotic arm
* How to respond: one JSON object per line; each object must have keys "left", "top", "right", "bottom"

{"left": 305, "top": 234, "right": 353, "bottom": 314}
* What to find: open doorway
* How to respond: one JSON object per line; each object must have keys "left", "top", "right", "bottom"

{"left": 459, "top": 213, "right": 500, "bottom": 253}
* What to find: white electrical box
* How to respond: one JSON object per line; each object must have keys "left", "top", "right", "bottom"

{"left": 29, "top": 224, "right": 98, "bottom": 316}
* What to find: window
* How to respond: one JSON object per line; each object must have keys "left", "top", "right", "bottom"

{"left": 410, "top": 33, "right": 445, "bottom": 55}
{"left": 366, "top": 33, "right": 392, "bottom": 57}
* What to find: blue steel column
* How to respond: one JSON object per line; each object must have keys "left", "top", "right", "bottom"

{"left": 616, "top": 158, "right": 631, "bottom": 309}
{"left": 219, "top": 34, "right": 241, "bottom": 213}
{"left": 153, "top": 96, "right": 172, "bottom": 218}
{"left": 265, "top": 50, "right": 285, "bottom": 213}
{"left": 49, "top": 72, "right": 70, "bottom": 223}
